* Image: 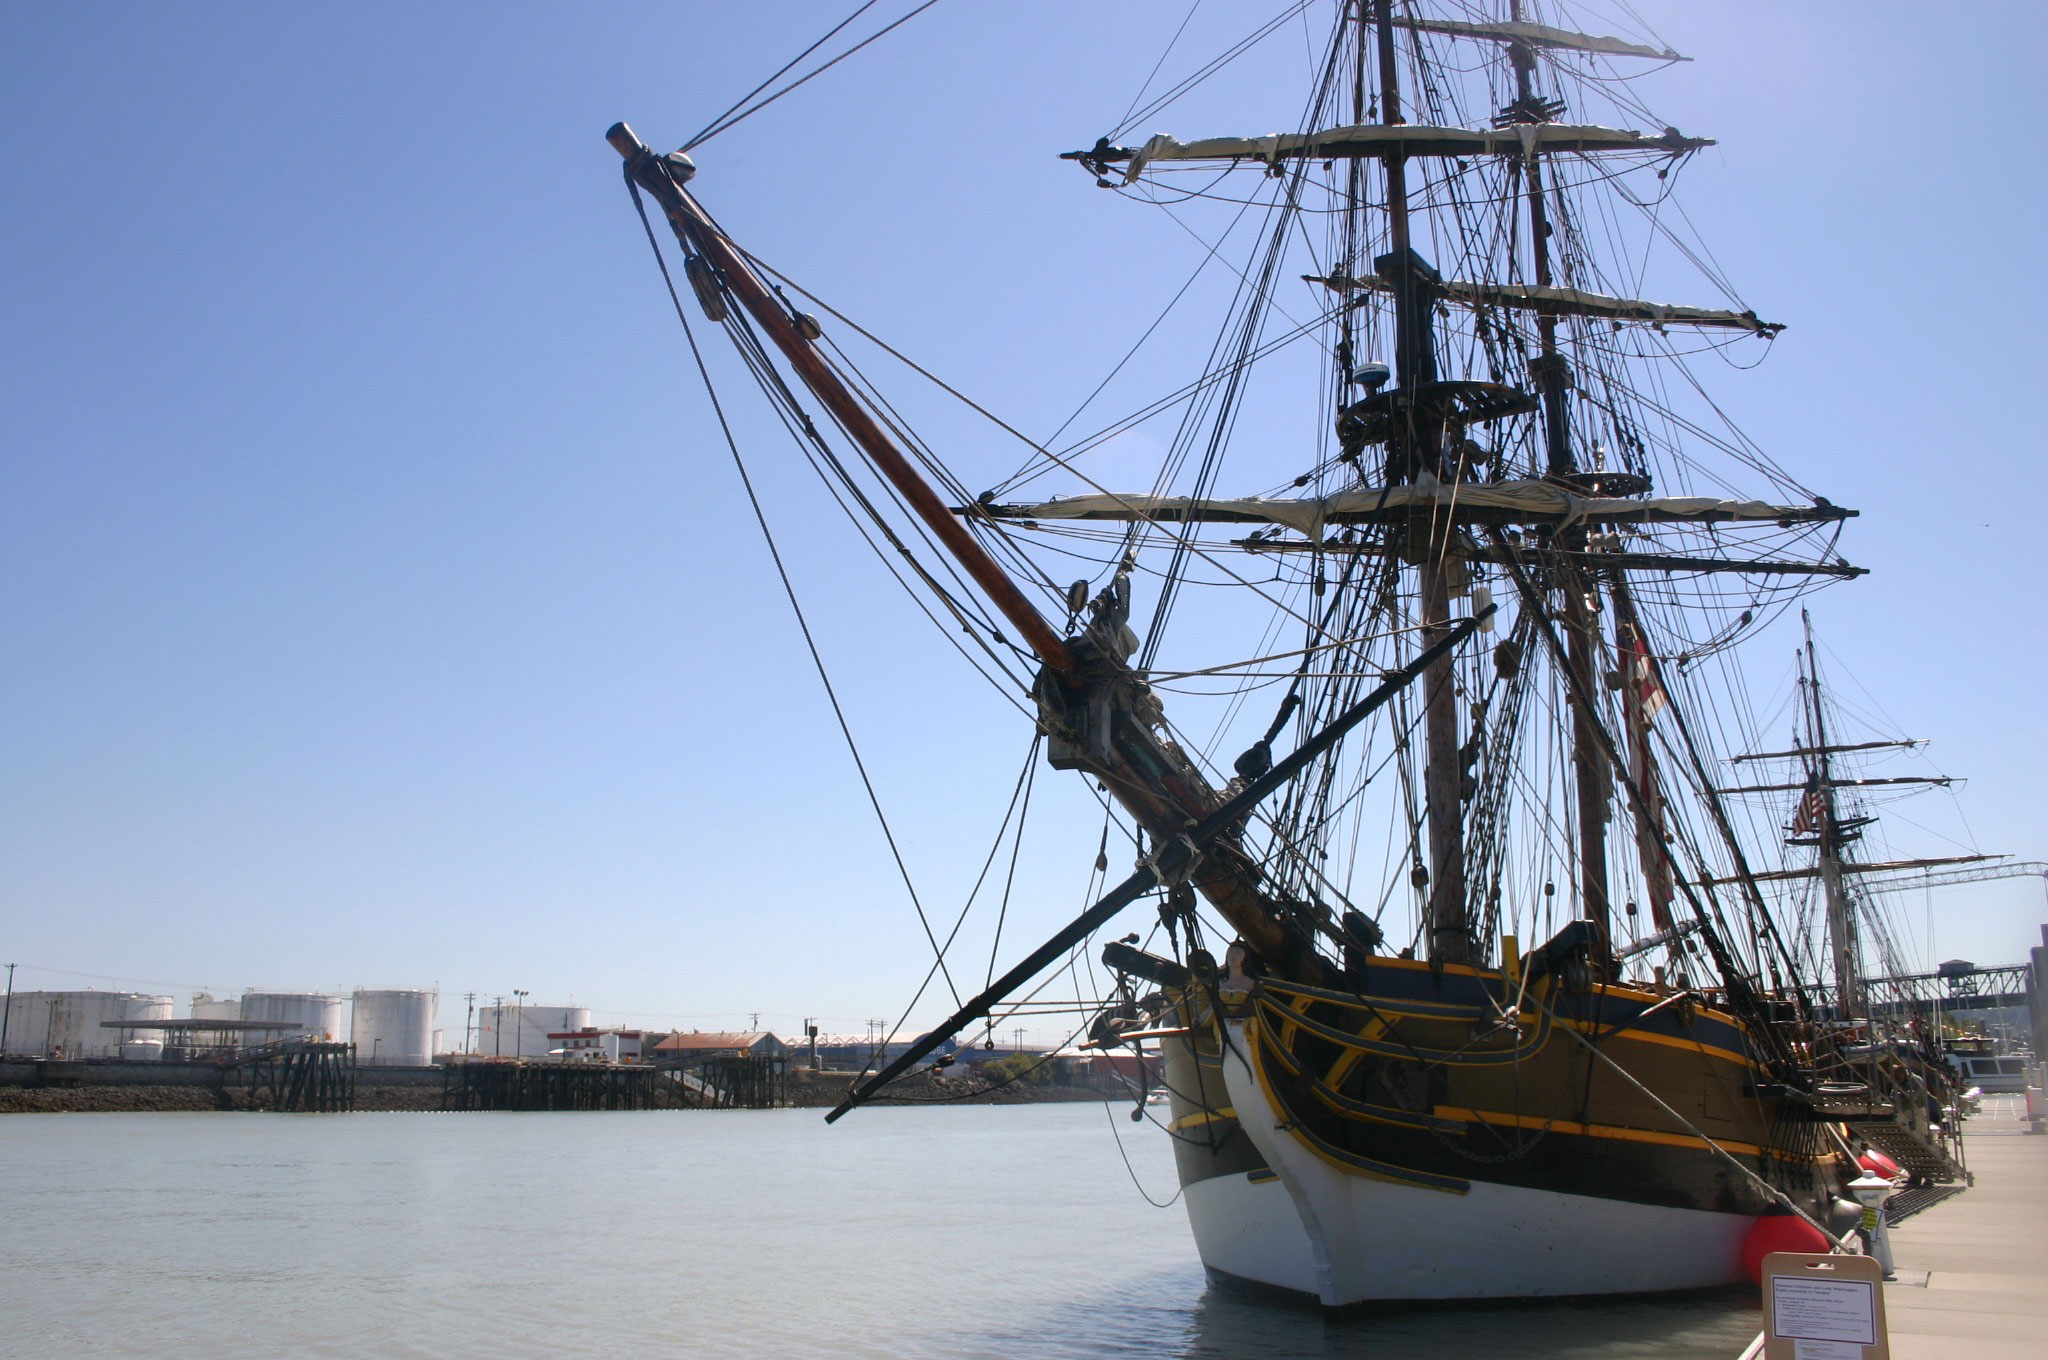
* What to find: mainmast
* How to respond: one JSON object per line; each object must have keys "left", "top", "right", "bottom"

{"left": 1802, "top": 609, "right": 1864, "bottom": 1018}
{"left": 1370, "top": 0, "right": 1469, "bottom": 965}
{"left": 1506, "top": 2, "right": 1611, "bottom": 944}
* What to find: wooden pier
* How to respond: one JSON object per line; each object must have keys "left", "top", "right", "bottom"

{"left": 243, "top": 1040, "right": 356, "bottom": 1112}
{"left": 684, "top": 1054, "right": 789, "bottom": 1109}
{"left": 440, "top": 1060, "right": 679, "bottom": 1111}
{"left": 1876, "top": 1093, "right": 2047, "bottom": 1360}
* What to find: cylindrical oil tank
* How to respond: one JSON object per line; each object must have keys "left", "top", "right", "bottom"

{"left": 351, "top": 989, "right": 436, "bottom": 1066}
{"left": 0, "top": 991, "right": 172, "bottom": 1058}
{"left": 119, "top": 995, "right": 174, "bottom": 1060}
{"left": 475, "top": 1004, "right": 591, "bottom": 1060}
{"left": 190, "top": 992, "right": 240, "bottom": 1022}
{"left": 240, "top": 991, "right": 346, "bottom": 1041}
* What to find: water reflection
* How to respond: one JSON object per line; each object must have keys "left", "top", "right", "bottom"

{"left": 972, "top": 1266, "right": 1763, "bottom": 1360}
{"left": 1177, "top": 1279, "right": 1762, "bottom": 1359}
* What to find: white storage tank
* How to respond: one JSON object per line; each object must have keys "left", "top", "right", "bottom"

{"left": 351, "top": 989, "right": 435, "bottom": 1066}
{"left": 0, "top": 991, "right": 172, "bottom": 1059}
{"left": 240, "top": 991, "right": 345, "bottom": 1041}
{"left": 190, "top": 993, "right": 240, "bottom": 1022}
{"left": 119, "top": 995, "right": 174, "bottom": 1060}
{"left": 475, "top": 1004, "right": 591, "bottom": 1060}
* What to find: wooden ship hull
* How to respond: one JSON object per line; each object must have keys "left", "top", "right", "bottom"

{"left": 1161, "top": 959, "right": 1841, "bottom": 1305}
{"left": 604, "top": 0, "right": 1976, "bottom": 1312}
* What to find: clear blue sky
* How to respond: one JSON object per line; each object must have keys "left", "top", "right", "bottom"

{"left": 3, "top": 3, "right": 2042, "bottom": 1042}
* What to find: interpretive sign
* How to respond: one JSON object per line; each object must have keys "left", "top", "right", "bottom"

{"left": 1760, "top": 1253, "right": 1889, "bottom": 1360}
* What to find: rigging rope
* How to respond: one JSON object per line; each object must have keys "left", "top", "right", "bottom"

{"left": 681, "top": 0, "right": 947, "bottom": 153}
{"left": 628, "top": 172, "right": 964, "bottom": 1010}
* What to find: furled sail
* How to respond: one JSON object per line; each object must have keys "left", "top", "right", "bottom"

{"left": 983, "top": 481, "right": 1849, "bottom": 534}
{"left": 1308, "top": 273, "right": 1779, "bottom": 334}
{"left": 1391, "top": 17, "right": 1686, "bottom": 62}
{"left": 1071, "top": 123, "right": 1711, "bottom": 182}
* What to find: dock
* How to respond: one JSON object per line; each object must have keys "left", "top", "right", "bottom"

{"left": 1880, "top": 1094, "right": 2046, "bottom": 1360}
{"left": 440, "top": 1060, "right": 681, "bottom": 1111}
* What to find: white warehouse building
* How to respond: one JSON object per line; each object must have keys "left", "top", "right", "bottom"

{"left": 351, "top": 989, "right": 436, "bottom": 1066}
{"left": 475, "top": 1004, "right": 591, "bottom": 1060}
{"left": 1, "top": 991, "right": 174, "bottom": 1059}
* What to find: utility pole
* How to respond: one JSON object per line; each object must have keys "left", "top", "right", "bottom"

{"left": 463, "top": 992, "right": 476, "bottom": 1055}
{"left": 1, "top": 963, "right": 15, "bottom": 1058}
{"left": 512, "top": 989, "right": 529, "bottom": 1059}
{"left": 1014, "top": 1027, "right": 1025, "bottom": 1053}
{"left": 492, "top": 995, "right": 504, "bottom": 1057}
{"left": 804, "top": 1016, "right": 818, "bottom": 1070}
{"left": 748, "top": 1011, "right": 760, "bottom": 1032}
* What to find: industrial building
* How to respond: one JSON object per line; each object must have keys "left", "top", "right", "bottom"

{"left": 0, "top": 982, "right": 696, "bottom": 1072}
{"left": 650, "top": 1031, "right": 789, "bottom": 1064}
{"left": 548, "top": 1028, "right": 644, "bottom": 1062}
{"left": 800, "top": 1031, "right": 957, "bottom": 1071}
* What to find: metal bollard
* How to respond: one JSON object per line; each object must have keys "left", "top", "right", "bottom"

{"left": 1847, "top": 1172, "right": 1898, "bottom": 1276}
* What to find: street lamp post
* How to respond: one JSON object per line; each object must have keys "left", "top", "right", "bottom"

{"left": 1, "top": 963, "right": 15, "bottom": 1058}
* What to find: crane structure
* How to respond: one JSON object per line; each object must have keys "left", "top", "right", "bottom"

{"left": 1855, "top": 860, "right": 2046, "bottom": 1014}
{"left": 1861, "top": 859, "right": 2048, "bottom": 903}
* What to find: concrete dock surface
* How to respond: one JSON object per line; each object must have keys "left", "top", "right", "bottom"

{"left": 1880, "top": 1093, "right": 2045, "bottom": 1360}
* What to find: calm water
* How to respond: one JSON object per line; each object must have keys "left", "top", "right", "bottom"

{"left": 0, "top": 1104, "right": 1760, "bottom": 1358}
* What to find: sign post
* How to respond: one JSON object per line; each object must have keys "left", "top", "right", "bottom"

{"left": 1760, "top": 1253, "right": 1890, "bottom": 1360}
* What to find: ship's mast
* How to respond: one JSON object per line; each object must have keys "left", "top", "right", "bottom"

{"left": 1370, "top": 0, "right": 1469, "bottom": 965}
{"left": 1508, "top": 3, "right": 1611, "bottom": 943}
{"left": 1803, "top": 609, "right": 1864, "bottom": 1018}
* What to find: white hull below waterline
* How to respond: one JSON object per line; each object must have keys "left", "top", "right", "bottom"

{"left": 1181, "top": 1166, "right": 1321, "bottom": 1299}
{"left": 1204, "top": 1019, "right": 1756, "bottom": 1307}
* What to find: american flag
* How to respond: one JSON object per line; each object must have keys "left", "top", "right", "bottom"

{"left": 1790, "top": 777, "right": 1825, "bottom": 836}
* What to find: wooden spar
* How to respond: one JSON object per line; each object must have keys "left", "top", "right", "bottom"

{"left": 1730, "top": 738, "right": 1921, "bottom": 763}
{"left": 1234, "top": 541, "right": 1864, "bottom": 577}
{"left": 1701, "top": 854, "right": 2002, "bottom": 888}
{"left": 1509, "top": 2, "right": 1610, "bottom": 941}
{"left": 606, "top": 123, "right": 1076, "bottom": 678}
{"left": 1370, "top": 0, "right": 1470, "bottom": 965}
{"left": 1717, "top": 776, "right": 1954, "bottom": 794}
{"left": 609, "top": 122, "right": 1282, "bottom": 966}
{"left": 1803, "top": 611, "right": 1863, "bottom": 1016}
{"left": 825, "top": 605, "right": 1494, "bottom": 1122}
{"left": 1610, "top": 578, "right": 1674, "bottom": 933}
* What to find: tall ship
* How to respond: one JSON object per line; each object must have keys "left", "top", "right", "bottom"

{"left": 609, "top": 2, "right": 1973, "bottom": 1307}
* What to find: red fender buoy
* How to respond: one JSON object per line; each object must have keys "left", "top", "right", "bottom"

{"left": 1857, "top": 1148, "right": 1902, "bottom": 1181}
{"left": 1740, "top": 1212, "right": 1830, "bottom": 1284}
